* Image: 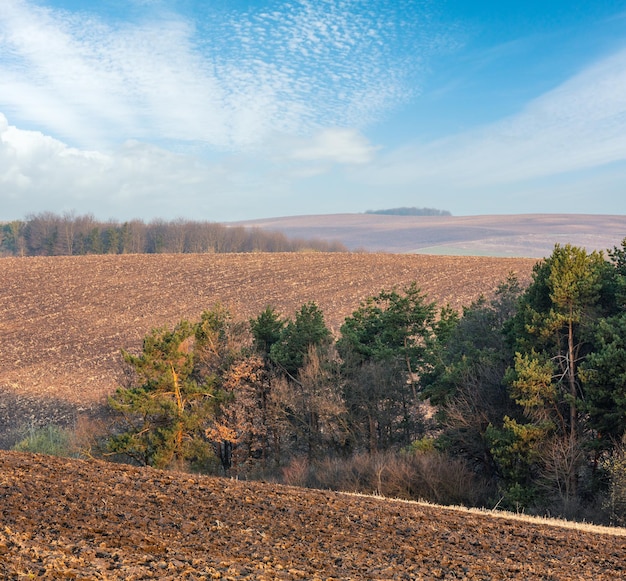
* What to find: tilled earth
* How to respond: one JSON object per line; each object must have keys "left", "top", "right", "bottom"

{"left": 1, "top": 451, "right": 624, "bottom": 580}
{"left": 0, "top": 253, "right": 536, "bottom": 447}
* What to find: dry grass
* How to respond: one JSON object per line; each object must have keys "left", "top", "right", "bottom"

{"left": 343, "top": 492, "right": 626, "bottom": 537}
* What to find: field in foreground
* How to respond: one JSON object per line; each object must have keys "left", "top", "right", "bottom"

{"left": 1, "top": 451, "right": 624, "bottom": 580}
{"left": 0, "top": 253, "right": 536, "bottom": 447}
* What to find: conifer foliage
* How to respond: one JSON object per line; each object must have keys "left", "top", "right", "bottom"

{"left": 108, "top": 321, "right": 220, "bottom": 471}
{"left": 105, "top": 239, "right": 626, "bottom": 522}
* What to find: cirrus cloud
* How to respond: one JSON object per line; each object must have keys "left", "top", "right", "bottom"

{"left": 357, "top": 46, "right": 626, "bottom": 213}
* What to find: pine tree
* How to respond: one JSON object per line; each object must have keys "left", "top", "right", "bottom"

{"left": 500, "top": 244, "right": 617, "bottom": 510}
{"left": 270, "top": 302, "right": 331, "bottom": 376}
{"left": 108, "top": 320, "right": 219, "bottom": 471}
{"left": 337, "top": 283, "right": 449, "bottom": 451}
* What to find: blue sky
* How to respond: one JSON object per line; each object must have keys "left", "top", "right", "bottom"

{"left": 1, "top": 0, "right": 625, "bottom": 221}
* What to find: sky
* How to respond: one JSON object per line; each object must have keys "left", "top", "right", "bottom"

{"left": 1, "top": 0, "right": 626, "bottom": 222}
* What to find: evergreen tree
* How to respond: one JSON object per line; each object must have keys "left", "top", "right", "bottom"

{"left": 337, "top": 283, "right": 450, "bottom": 451}
{"left": 496, "top": 244, "right": 618, "bottom": 511}
{"left": 581, "top": 314, "right": 626, "bottom": 442}
{"left": 270, "top": 302, "right": 331, "bottom": 376}
{"left": 108, "top": 320, "right": 220, "bottom": 471}
{"left": 338, "top": 282, "right": 441, "bottom": 371}
{"left": 581, "top": 239, "right": 626, "bottom": 444}
{"left": 425, "top": 276, "right": 522, "bottom": 478}
{"left": 250, "top": 306, "right": 284, "bottom": 359}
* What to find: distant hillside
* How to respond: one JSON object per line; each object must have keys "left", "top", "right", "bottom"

{"left": 233, "top": 213, "right": 626, "bottom": 258}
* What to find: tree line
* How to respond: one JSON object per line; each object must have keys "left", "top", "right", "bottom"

{"left": 0, "top": 212, "right": 347, "bottom": 256}
{"left": 103, "top": 239, "right": 626, "bottom": 524}
{"left": 365, "top": 207, "right": 451, "bottom": 216}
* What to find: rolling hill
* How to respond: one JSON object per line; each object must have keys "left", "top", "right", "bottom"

{"left": 0, "top": 252, "right": 536, "bottom": 447}
{"left": 1, "top": 450, "right": 624, "bottom": 579}
{"left": 3, "top": 249, "right": 626, "bottom": 579}
{"left": 232, "top": 213, "right": 626, "bottom": 257}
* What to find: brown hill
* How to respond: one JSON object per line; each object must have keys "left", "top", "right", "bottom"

{"left": 0, "top": 253, "right": 536, "bottom": 447}
{"left": 233, "top": 213, "right": 626, "bottom": 257}
{"left": 1, "top": 450, "right": 624, "bottom": 579}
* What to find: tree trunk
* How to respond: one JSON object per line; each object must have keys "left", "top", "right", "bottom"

{"left": 172, "top": 365, "right": 184, "bottom": 465}
{"left": 567, "top": 312, "right": 578, "bottom": 499}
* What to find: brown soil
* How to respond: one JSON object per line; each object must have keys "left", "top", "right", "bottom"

{"left": 2, "top": 253, "right": 624, "bottom": 580}
{"left": 1, "top": 451, "right": 624, "bottom": 580}
{"left": 0, "top": 253, "right": 536, "bottom": 446}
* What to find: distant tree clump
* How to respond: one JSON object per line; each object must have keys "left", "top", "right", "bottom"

{"left": 365, "top": 207, "right": 452, "bottom": 216}
{"left": 0, "top": 212, "right": 347, "bottom": 257}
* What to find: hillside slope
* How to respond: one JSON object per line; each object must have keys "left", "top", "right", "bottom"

{"left": 233, "top": 213, "right": 626, "bottom": 257}
{"left": 0, "top": 253, "right": 536, "bottom": 446}
{"left": 1, "top": 451, "right": 624, "bottom": 579}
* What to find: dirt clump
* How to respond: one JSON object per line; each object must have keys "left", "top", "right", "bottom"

{"left": 0, "top": 451, "right": 624, "bottom": 580}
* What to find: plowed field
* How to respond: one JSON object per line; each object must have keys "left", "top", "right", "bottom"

{"left": 1, "top": 451, "right": 624, "bottom": 580}
{"left": 0, "top": 253, "right": 536, "bottom": 446}
{"left": 3, "top": 254, "right": 626, "bottom": 580}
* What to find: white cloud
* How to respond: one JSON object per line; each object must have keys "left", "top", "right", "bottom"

{"left": 0, "top": 1, "right": 231, "bottom": 148}
{"left": 4, "top": 39, "right": 626, "bottom": 222}
{"left": 3, "top": 1, "right": 623, "bottom": 220}
{"left": 1, "top": 111, "right": 369, "bottom": 221}
{"left": 0, "top": 112, "right": 236, "bottom": 218}
{"left": 0, "top": 0, "right": 439, "bottom": 151}
{"left": 289, "top": 128, "right": 378, "bottom": 164}
{"left": 0, "top": 0, "right": 451, "bottom": 221}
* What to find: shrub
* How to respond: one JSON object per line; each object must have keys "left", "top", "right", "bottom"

{"left": 311, "top": 450, "right": 492, "bottom": 507}
{"left": 12, "top": 424, "right": 80, "bottom": 458}
{"left": 602, "top": 442, "right": 626, "bottom": 526}
{"left": 281, "top": 457, "right": 312, "bottom": 488}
